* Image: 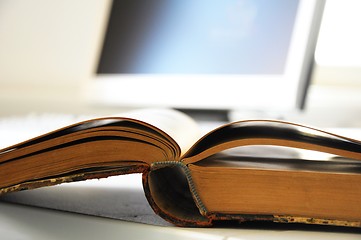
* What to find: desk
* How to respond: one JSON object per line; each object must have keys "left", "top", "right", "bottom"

{"left": 1, "top": 201, "right": 361, "bottom": 240}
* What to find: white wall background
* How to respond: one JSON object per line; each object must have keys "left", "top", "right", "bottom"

{"left": 314, "top": 0, "right": 361, "bottom": 86}
{"left": 0, "top": 0, "right": 110, "bottom": 113}
{"left": 0, "top": 0, "right": 110, "bottom": 87}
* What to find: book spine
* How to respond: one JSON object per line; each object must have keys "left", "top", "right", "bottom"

{"left": 150, "top": 161, "right": 207, "bottom": 216}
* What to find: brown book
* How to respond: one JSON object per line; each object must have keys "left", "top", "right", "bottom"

{"left": 1, "top": 108, "right": 361, "bottom": 227}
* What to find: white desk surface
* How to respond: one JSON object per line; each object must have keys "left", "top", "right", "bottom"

{"left": 1, "top": 201, "right": 361, "bottom": 240}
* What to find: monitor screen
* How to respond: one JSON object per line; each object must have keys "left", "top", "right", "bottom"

{"left": 87, "top": 0, "right": 324, "bottom": 110}
{"left": 98, "top": 0, "right": 298, "bottom": 75}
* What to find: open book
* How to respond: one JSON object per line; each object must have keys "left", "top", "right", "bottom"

{"left": 1, "top": 108, "right": 361, "bottom": 228}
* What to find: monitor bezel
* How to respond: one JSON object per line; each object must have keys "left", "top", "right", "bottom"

{"left": 85, "top": 0, "right": 325, "bottom": 111}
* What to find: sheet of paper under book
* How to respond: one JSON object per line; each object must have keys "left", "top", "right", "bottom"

{"left": 0, "top": 108, "right": 361, "bottom": 228}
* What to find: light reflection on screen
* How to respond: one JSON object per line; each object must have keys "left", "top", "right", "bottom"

{"left": 98, "top": 0, "right": 299, "bottom": 74}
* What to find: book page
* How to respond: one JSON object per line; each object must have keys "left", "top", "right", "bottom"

{"left": 0, "top": 109, "right": 201, "bottom": 157}
{"left": 121, "top": 108, "right": 202, "bottom": 155}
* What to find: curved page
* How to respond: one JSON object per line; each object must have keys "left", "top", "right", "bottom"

{"left": 182, "top": 120, "right": 361, "bottom": 164}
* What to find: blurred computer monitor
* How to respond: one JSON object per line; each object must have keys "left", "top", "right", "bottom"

{"left": 86, "top": 0, "right": 325, "bottom": 111}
